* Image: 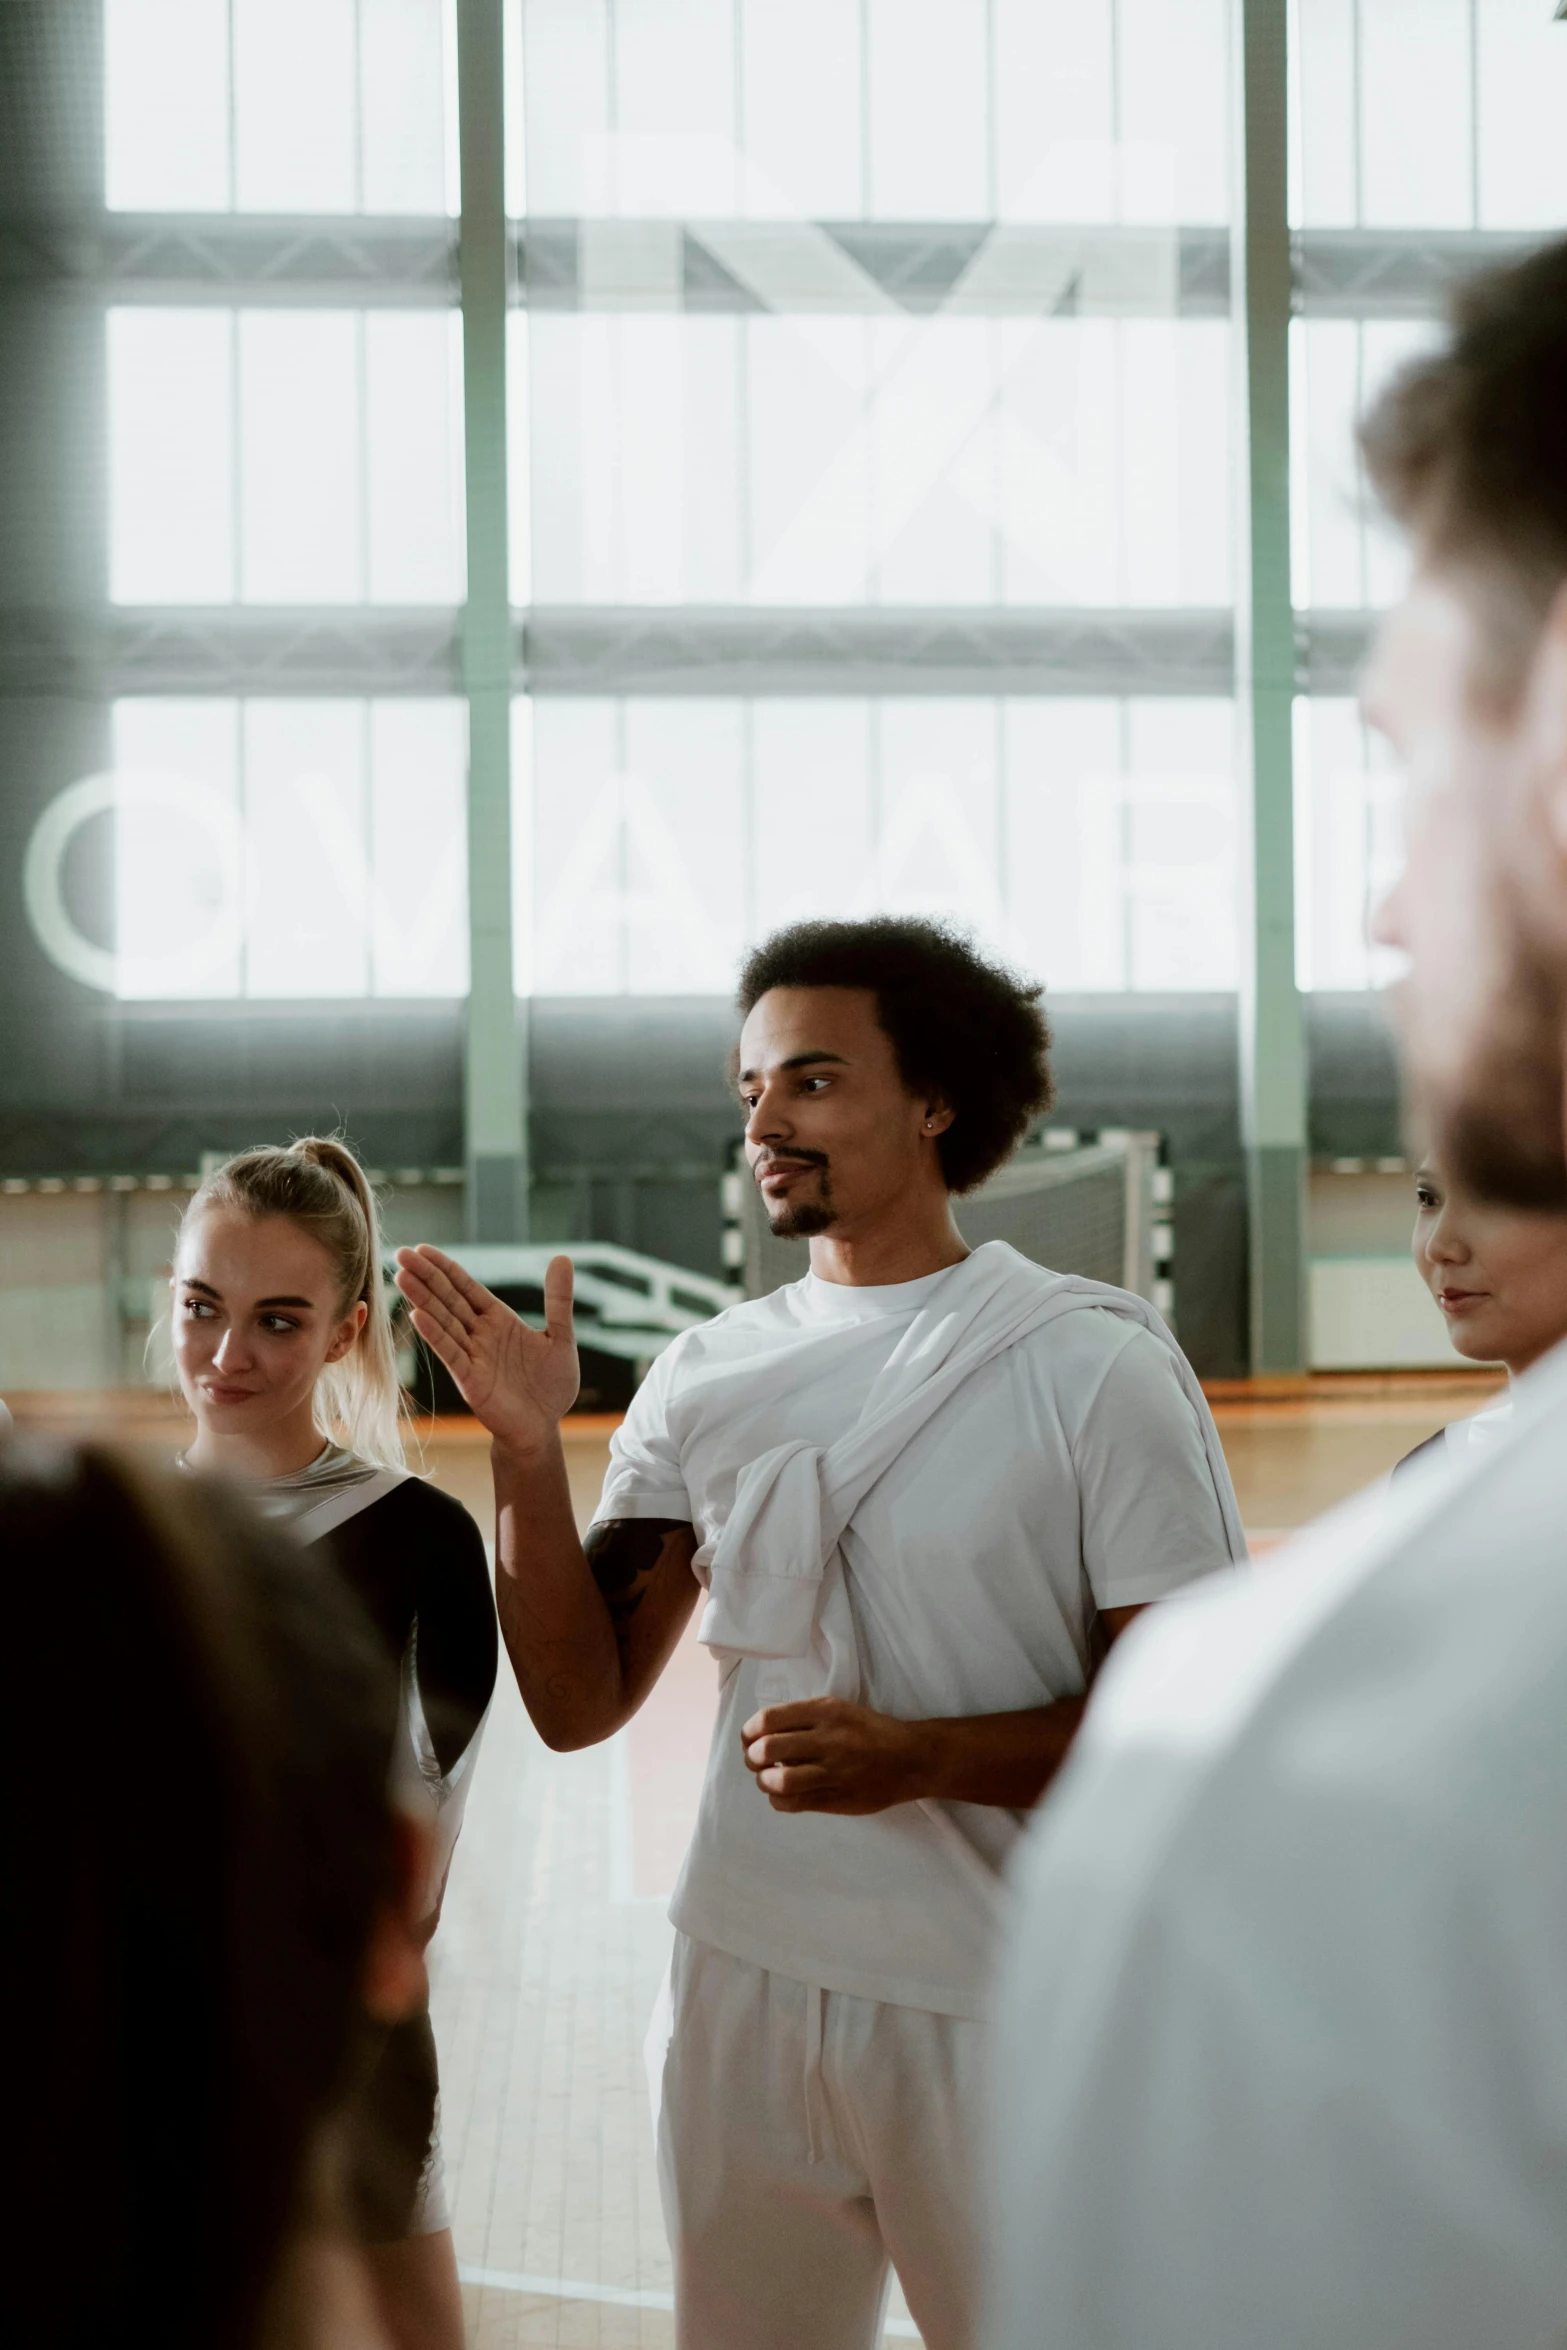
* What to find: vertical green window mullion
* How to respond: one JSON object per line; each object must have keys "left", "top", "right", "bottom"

{"left": 458, "top": 0, "right": 528, "bottom": 1239}
{"left": 1233, "top": 0, "right": 1307, "bottom": 1373}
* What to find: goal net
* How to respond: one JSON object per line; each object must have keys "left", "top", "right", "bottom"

{"left": 728, "top": 1132, "right": 1165, "bottom": 1309}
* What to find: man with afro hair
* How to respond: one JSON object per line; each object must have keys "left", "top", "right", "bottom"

{"left": 396, "top": 915, "right": 1242, "bottom": 2350}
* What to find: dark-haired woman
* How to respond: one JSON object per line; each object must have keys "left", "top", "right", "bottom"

{"left": 173, "top": 1136, "right": 497, "bottom": 2350}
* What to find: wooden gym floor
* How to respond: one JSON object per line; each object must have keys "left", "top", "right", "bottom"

{"left": 4, "top": 1372, "right": 1502, "bottom": 2344}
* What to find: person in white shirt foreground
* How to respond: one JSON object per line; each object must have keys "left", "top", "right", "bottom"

{"left": 988, "top": 235, "right": 1567, "bottom": 2350}
{"left": 1392, "top": 1152, "right": 1567, "bottom": 1477}
{"left": 395, "top": 916, "right": 1242, "bottom": 2350}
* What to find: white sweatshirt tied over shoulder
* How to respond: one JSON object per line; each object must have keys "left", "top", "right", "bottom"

{"left": 597, "top": 1236, "right": 1242, "bottom": 2011}
{"left": 694, "top": 1240, "right": 1246, "bottom": 1709}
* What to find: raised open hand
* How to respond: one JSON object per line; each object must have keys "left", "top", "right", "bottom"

{"left": 393, "top": 1246, "right": 579, "bottom": 1457}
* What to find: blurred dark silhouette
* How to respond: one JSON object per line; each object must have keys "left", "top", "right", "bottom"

{"left": 8, "top": 1439, "right": 411, "bottom": 2350}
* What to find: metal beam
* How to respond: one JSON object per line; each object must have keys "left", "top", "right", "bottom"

{"left": 96, "top": 608, "right": 461, "bottom": 696}
{"left": 1233, "top": 0, "right": 1307, "bottom": 1373}
{"left": 81, "top": 604, "right": 1238, "bottom": 700}
{"left": 457, "top": 0, "right": 527, "bottom": 1240}
{"left": 83, "top": 212, "right": 1563, "bottom": 322}
{"left": 519, "top": 607, "right": 1236, "bottom": 698}
{"left": 100, "top": 213, "right": 456, "bottom": 304}
{"left": 1292, "top": 226, "right": 1544, "bottom": 317}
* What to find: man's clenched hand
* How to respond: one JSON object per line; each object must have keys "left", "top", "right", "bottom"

{"left": 741, "top": 1697, "right": 933, "bottom": 1815}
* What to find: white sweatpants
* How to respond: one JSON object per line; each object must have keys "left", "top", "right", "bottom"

{"left": 648, "top": 1932, "right": 987, "bottom": 2350}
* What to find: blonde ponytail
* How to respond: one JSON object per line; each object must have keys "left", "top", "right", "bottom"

{"left": 180, "top": 1135, "right": 407, "bottom": 1471}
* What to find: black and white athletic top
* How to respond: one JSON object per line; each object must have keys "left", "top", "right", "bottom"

{"left": 250, "top": 1444, "right": 498, "bottom": 1927}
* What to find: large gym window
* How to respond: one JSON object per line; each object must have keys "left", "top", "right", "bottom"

{"left": 80, "top": 698, "right": 469, "bottom": 1000}
{"left": 105, "top": 0, "right": 458, "bottom": 216}
{"left": 107, "top": 309, "right": 465, "bottom": 606}
{"left": 506, "top": 0, "right": 1230, "bottom": 224}
{"left": 1292, "top": 0, "right": 1567, "bottom": 230}
{"left": 513, "top": 314, "right": 1231, "bottom": 610}
{"left": 80, "top": 0, "right": 1557, "bottom": 1014}
{"left": 514, "top": 696, "right": 1238, "bottom": 998}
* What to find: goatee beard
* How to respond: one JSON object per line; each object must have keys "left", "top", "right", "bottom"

{"left": 758, "top": 1154, "right": 834, "bottom": 1238}
{"left": 767, "top": 1199, "right": 834, "bottom": 1238}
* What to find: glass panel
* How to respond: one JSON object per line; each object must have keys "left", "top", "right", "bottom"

{"left": 621, "top": 701, "right": 748, "bottom": 990}
{"left": 524, "top": 700, "right": 746, "bottom": 995}
{"left": 996, "top": 320, "right": 1121, "bottom": 605}
{"left": 234, "top": 0, "right": 356, "bottom": 210}
{"left": 994, "top": 0, "right": 1116, "bottom": 225}
{"left": 517, "top": 0, "right": 611, "bottom": 215}
{"left": 746, "top": 318, "right": 874, "bottom": 604}
{"left": 622, "top": 318, "right": 744, "bottom": 601}
{"left": 680, "top": 320, "right": 746, "bottom": 602}
{"left": 106, "top": 698, "right": 464, "bottom": 1000}
{"left": 613, "top": 0, "right": 738, "bottom": 217}
{"left": 1292, "top": 319, "right": 1439, "bottom": 613}
{"left": 867, "top": 0, "right": 990, "bottom": 222}
{"left": 520, "top": 696, "right": 1239, "bottom": 996}
{"left": 875, "top": 701, "right": 1004, "bottom": 937}
{"left": 365, "top": 312, "right": 465, "bottom": 603}
{"left": 233, "top": 0, "right": 358, "bottom": 212}
{"left": 1124, "top": 319, "right": 1231, "bottom": 604}
{"left": 514, "top": 314, "right": 1231, "bottom": 609}
{"left": 511, "top": 697, "right": 534, "bottom": 991}
{"left": 1476, "top": 0, "right": 1567, "bottom": 231}
{"left": 1290, "top": 0, "right": 1358, "bottom": 227}
{"left": 238, "top": 313, "right": 363, "bottom": 603}
{"left": 105, "top": 0, "right": 230, "bottom": 211}
{"left": 507, "top": 314, "right": 532, "bottom": 606}
{"left": 242, "top": 701, "right": 370, "bottom": 996}
{"left": 870, "top": 318, "right": 998, "bottom": 605}
{"left": 1118, "top": 0, "right": 1229, "bottom": 225}
{"left": 1360, "top": 0, "right": 1472, "bottom": 228}
{"left": 1294, "top": 697, "right": 1405, "bottom": 991}
{"left": 1291, "top": 318, "right": 1364, "bottom": 609}
{"left": 525, "top": 317, "right": 598, "bottom": 602}
{"left": 1122, "top": 699, "right": 1236, "bottom": 988}
{"left": 1293, "top": 0, "right": 1567, "bottom": 233}
{"left": 612, "top": 320, "right": 686, "bottom": 602}
{"left": 525, "top": 699, "right": 624, "bottom": 992}
{"left": 110, "top": 700, "right": 243, "bottom": 999}
{"left": 741, "top": 0, "right": 864, "bottom": 219}
{"left": 108, "top": 309, "right": 235, "bottom": 605}
{"left": 1003, "top": 699, "right": 1124, "bottom": 989}
{"left": 361, "top": 0, "right": 453, "bottom": 215}
{"left": 749, "top": 701, "right": 875, "bottom": 938}
{"left": 368, "top": 700, "right": 468, "bottom": 994}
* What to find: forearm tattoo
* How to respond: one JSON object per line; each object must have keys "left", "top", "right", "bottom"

{"left": 585, "top": 1517, "right": 686, "bottom": 1635}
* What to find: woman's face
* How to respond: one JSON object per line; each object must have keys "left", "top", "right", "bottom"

{"left": 1413, "top": 1160, "right": 1567, "bottom": 1376}
{"left": 172, "top": 1207, "right": 364, "bottom": 1439}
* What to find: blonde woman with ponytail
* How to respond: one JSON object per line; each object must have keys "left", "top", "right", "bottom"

{"left": 172, "top": 1136, "right": 496, "bottom": 2350}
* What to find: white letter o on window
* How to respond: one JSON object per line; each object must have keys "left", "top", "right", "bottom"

{"left": 23, "top": 770, "right": 245, "bottom": 997}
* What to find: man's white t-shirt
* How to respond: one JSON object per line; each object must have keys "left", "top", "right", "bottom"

{"left": 988, "top": 1334, "right": 1567, "bottom": 2350}
{"left": 595, "top": 1262, "right": 1233, "bottom": 2018}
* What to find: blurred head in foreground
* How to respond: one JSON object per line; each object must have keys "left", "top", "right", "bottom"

{"left": 1366, "top": 241, "right": 1567, "bottom": 1207}
{"left": 1413, "top": 1152, "right": 1567, "bottom": 1379}
{"left": 10, "top": 1442, "right": 425, "bottom": 2350}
